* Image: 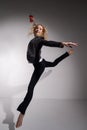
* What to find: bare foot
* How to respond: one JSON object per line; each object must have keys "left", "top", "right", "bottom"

{"left": 68, "top": 49, "right": 74, "bottom": 55}
{"left": 16, "top": 113, "right": 24, "bottom": 128}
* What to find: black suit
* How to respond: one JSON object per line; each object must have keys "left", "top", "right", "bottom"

{"left": 17, "top": 36, "right": 69, "bottom": 115}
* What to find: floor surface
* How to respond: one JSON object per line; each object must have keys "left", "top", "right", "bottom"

{"left": 0, "top": 98, "right": 87, "bottom": 130}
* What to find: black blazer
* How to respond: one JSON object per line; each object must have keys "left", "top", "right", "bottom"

{"left": 27, "top": 36, "right": 64, "bottom": 63}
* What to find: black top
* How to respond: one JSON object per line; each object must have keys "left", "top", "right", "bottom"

{"left": 27, "top": 36, "right": 64, "bottom": 63}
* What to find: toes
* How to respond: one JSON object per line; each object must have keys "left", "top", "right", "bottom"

{"left": 15, "top": 113, "right": 24, "bottom": 128}
{"left": 16, "top": 121, "right": 22, "bottom": 128}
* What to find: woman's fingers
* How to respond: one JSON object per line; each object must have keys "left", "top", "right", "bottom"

{"left": 63, "top": 42, "right": 79, "bottom": 47}
{"left": 69, "top": 42, "right": 78, "bottom": 46}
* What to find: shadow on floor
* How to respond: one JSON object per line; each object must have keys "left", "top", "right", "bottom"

{"left": 2, "top": 98, "right": 15, "bottom": 130}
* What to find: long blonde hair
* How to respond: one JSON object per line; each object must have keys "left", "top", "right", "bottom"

{"left": 29, "top": 23, "right": 48, "bottom": 40}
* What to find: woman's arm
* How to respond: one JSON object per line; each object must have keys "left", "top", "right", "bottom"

{"left": 41, "top": 39, "right": 78, "bottom": 48}
{"left": 41, "top": 40, "right": 64, "bottom": 48}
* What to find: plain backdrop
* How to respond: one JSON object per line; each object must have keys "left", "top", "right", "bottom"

{"left": 0, "top": 0, "right": 87, "bottom": 100}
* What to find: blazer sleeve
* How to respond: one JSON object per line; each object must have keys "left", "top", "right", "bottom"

{"left": 40, "top": 39, "right": 64, "bottom": 48}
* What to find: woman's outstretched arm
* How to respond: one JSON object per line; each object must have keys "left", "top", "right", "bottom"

{"left": 41, "top": 39, "right": 78, "bottom": 48}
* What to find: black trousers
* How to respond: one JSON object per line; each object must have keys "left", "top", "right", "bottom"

{"left": 17, "top": 52, "right": 69, "bottom": 115}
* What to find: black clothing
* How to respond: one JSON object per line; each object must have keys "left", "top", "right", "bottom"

{"left": 17, "top": 36, "right": 69, "bottom": 115}
{"left": 27, "top": 36, "right": 64, "bottom": 63}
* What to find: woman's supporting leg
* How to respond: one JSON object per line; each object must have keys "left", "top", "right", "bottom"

{"left": 17, "top": 62, "right": 45, "bottom": 115}
{"left": 16, "top": 62, "right": 45, "bottom": 128}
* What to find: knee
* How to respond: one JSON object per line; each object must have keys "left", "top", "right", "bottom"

{"left": 52, "top": 60, "right": 59, "bottom": 67}
{"left": 51, "top": 61, "right": 57, "bottom": 67}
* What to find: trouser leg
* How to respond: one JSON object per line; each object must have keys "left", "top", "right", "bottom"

{"left": 44, "top": 52, "right": 69, "bottom": 67}
{"left": 17, "top": 62, "right": 45, "bottom": 115}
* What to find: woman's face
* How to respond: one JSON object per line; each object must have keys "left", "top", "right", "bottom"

{"left": 34, "top": 25, "right": 44, "bottom": 37}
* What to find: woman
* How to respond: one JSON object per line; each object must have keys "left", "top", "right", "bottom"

{"left": 16, "top": 24, "right": 78, "bottom": 128}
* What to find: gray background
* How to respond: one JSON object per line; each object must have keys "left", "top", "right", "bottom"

{"left": 0, "top": 0, "right": 87, "bottom": 100}
{"left": 0, "top": 1, "right": 87, "bottom": 130}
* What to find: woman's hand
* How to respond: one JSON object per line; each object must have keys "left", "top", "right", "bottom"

{"left": 62, "top": 42, "right": 78, "bottom": 48}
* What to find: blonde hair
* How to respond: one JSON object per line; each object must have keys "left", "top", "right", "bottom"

{"left": 29, "top": 23, "right": 48, "bottom": 40}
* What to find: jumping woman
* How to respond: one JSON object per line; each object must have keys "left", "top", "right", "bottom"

{"left": 16, "top": 15, "right": 78, "bottom": 128}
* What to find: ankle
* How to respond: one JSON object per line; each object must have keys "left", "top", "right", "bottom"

{"left": 68, "top": 49, "right": 74, "bottom": 55}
